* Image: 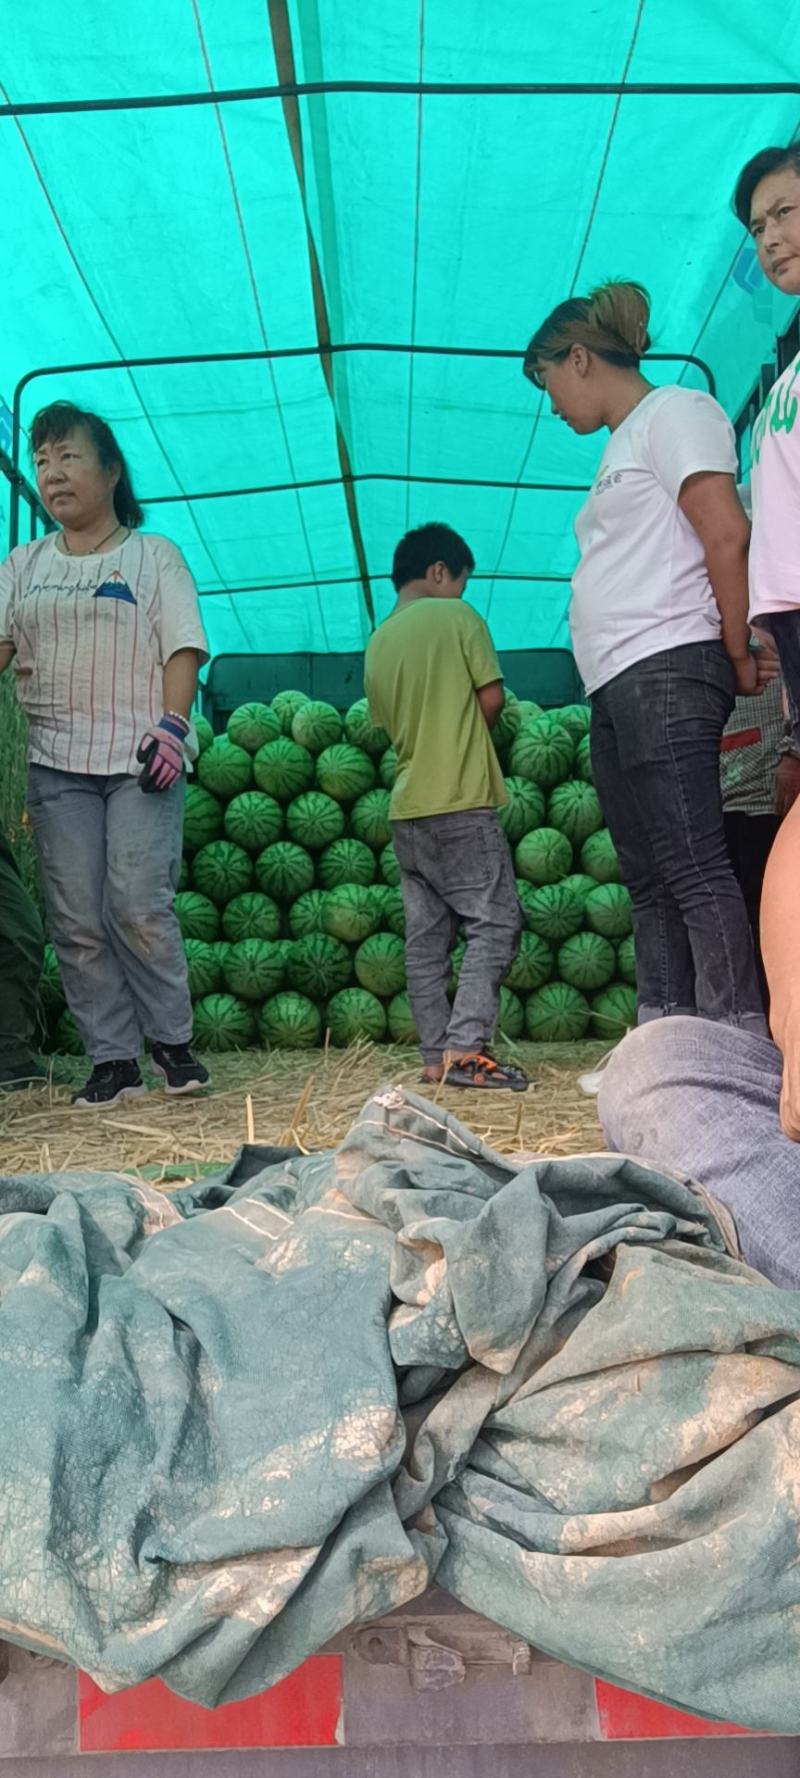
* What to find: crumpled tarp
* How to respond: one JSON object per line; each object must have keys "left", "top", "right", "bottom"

{"left": 1, "top": 1086, "right": 800, "bottom": 1730}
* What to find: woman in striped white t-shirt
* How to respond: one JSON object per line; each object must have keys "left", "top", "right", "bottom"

{"left": 0, "top": 400, "right": 211, "bottom": 1108}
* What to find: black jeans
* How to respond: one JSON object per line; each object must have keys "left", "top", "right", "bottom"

{"left": 590, "top": 642, "right": 767, "bottom": 1033}
{"left": 761, "top": 610, "right": 800, "bottom": 751}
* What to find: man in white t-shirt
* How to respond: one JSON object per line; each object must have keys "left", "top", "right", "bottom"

{"left": 733, "top": 142, "right": 800, "bottom": 816}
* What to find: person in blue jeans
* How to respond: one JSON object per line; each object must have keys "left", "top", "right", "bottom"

{"left": 598, "top": 790, "right": 800, "bottom": 1291}
{"left": 0, "top": 400, "right": 210, "bottom": 1109}
{"left": 524, "top": 278, "right": 769, "bottom": 1034}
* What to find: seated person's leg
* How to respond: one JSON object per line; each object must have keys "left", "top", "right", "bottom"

{"left": 598, "top": 1017, "right": 800, "bottom": 1290}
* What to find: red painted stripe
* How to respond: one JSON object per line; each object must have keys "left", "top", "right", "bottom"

{"left": 720, "top": 728, "right": 762, "bottom": 753}
{"left": 78, "top": 1657, "right": 343, "bottom": 1753}
{"left": 595, "top": 1679, "right": 756, "bottom": 1739}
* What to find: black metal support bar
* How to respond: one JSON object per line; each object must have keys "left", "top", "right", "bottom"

{"left": 196, "top": 569, "right": 573, "bottom": 597}
{"left": 0, "top": 80, "right": 798, "bottom": 118}
{"left": 9, "top": 345, "right": 713, "bottom": 545}
{"left": 142, "top": 471, "right": 593, "bottom": 505}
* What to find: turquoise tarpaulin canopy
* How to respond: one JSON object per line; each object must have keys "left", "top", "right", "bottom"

{"left": 0, "top": 0, "right": 798, "bottom": 657}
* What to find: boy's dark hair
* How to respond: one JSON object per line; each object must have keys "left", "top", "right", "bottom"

{"left": 30, "top": 401, "right": 144, "bottom": 528}
{"left": 733, "top": 144, "right": 800, "bottom": 227}
{"left": 391, "top": 522, "right": 475, "bottom": 592}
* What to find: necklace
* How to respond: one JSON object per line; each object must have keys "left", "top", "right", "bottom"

{"left": 60, "top": 522, "right": 127, "bottom": 556}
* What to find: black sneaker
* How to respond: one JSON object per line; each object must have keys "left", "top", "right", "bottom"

{"left": 0, "top": 1059, "right": 48, "bottom": 1092}
{"left": 150, "top": 1043, "right": 210, "bottom": 1096}
{"left": 71, "top": 1061, "right": 146, "bottom": 1109}
{"left": 445, "top": 1052, "right": 530, "bottom": 1093}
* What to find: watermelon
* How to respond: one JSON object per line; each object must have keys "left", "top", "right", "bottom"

{"left": 585, "top": 883, "right": 633, "bottom": 940}
{"left": 175, "top": 891, "right": 220, "bottom": 942}
{"left": 177, "top": 856, "right": 189, "bottom": 892}
{"left": 496, "top": 986, "right": 525, "bottom": 1041}
{"left": 497, "top": 776, "right": 546, "bottom": 844}
{"left": 509, "top": 713, "right": 576, "bottom": 789}
{"left": 287, "top": 933, "right": 353, "bottom": 999}
{"left": 271, "top": 689, "right": 310, "bottom": 735}
{"left": 193, "top": 993, "right": 256, "bottom": 1052}
{"left": 53, "top": 1008, "right": 86, "bottom": 1055}
{"left": 322, "top": 883, "right": 380, "bottom": 944}
{"left": 522, "top": 879, "right": 587, "bottom": 941}
{"left": 316, "top": 743, "right": 375, "bottom": 803}
{"left": 562, "top": 871, "right": 598, "bottom": 903}
{"left": 504, "top": 930, "right": 553, "bottom": 993}
{"left": 387, "top": 991, "right": 418, "bottom": 1045}
{"left": 192, "top": 840, "right": 253, "bottom": 905}
{"left": 326, "top": 986, "right": 387, "bottom": 1046}
{"left": 193, "top": 713, "right": 215, "bottom": 754}
{"left": 183, "top": 938, "right": 224, "bottom": 1000}
{"left": 525, "top": 982, "right": 590, "bottom": 1042}
{"left": 224, "top": 938, "right": 286, "bottom": 1001}
{"left": 259, "top": 992, "right": 321, "bottom": 1050}
{"left": 197, "top": 736, "right": 253, "bottom": 798}
{"left": 558, "top": 930, "right": 616, "bottom": 991}
{"left": 289, "top": 890, "right": 330, "bottom": 938}
{"left": 344, "top": 697, "right": 389, "bottom": 756}
{"left": 616, "top": 933, "right": 637, "bottom": 987}
{"left": 182, "top": 783, "right": 224, "bottom": 852}
{"left": 492, "top": 690, "right": 522, "bottom": 755}
{"left": 590, "top": 982, "right": 637, "bottom": 1039}
{"left": 547, "top": 780, "right": 603, "bottom": 847}
{"left": 516, "top": 700, "right": 542, "bottom": 725}
{"left": 291, "top": 700, "right": 343, "bottom": 755}
{"left": 255, "top": 841, "right": 315, "bottom": 904}
{"left": 376, "top": 885, "right": 405, "bottom": 937}
{"left": 354, "top": 932, "right": 406, "bottom": 998}
{"left": 224, "top": 790, "right": 283, "bottom": 854}
{"left": 253, "top": 736, "right": 315, "bottom": 801}
{"left": 222, "top": 891, "right": 282, "bottom": 943}
{"left": 211, "top": 939, "right": 236, "bottom": 972}
{"left": 380, "top": 842, "right": 401, "bottom": 886}
{"left": 286, "top": 790, "right": 346, "bottom": 851}
{"left": 575, "top": 733, "right": 593, "bottom": 784}
{"left": 515, "top": 826, "right": 573, "bottom": 886}
{"left": 350, "top": 788, "right": 392, "bottom": 851}
{"left": 379, "top": 747, "right": 397, "bottom": 790}
{"left": 557, "top": 703, "right": 592, "bottom": 741}
{"left": 40, "top": 943, "right": 65, "bottom": 1016}
{"left": 227, "top": 701, "right": 281, "bottom": 754}
{"left": 318, "top": 837, "right": 376, "bottom": 889}
{"left": 580, "top": 828, "right": 620, "bottom": 884}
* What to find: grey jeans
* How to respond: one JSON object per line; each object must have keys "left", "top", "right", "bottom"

{"left": 27, "top": 765, "right": 192, "bottom": 1065}
{"left": 598, "top": 1016, "right": 800, "bottom": 1291}
{"left": 392, "top": 810, "right": 522, "bottom": 1065}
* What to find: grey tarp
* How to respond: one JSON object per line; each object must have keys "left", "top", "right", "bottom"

{"left": 1, "top": 1086, "right": 800, "bottom": 1729}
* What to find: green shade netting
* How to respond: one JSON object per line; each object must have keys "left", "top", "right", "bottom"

{"left": 0, "top": 0, "right": 798, "bottom": 657}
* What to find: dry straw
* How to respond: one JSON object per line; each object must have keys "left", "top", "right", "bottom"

{"left": 0, "top": 1041, "right": 608, "bottom": 1185}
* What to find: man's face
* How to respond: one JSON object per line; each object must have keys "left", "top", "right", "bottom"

{"left": 750, "top": 167, "right": 800, "bottom": 296}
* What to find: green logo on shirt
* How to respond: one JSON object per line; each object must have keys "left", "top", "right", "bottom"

{"left": 752, "top": 359, "right": 800, "bottom": 463}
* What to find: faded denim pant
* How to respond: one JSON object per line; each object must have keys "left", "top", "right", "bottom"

{"left": 392, "top": 809, "right": 522, "bottom": 1066}
{"left": 598, "top": 1017, "right": 800, "bottom": 1291}
{"left": 590, "top": 641, "right": 767, "bottom": 1034}
{"left": 27, "top": 766, "right": 192, "bottom": 1065}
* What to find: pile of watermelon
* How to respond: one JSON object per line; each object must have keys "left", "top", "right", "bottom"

{"left": 41, "top": 690, "right": 637, "bottom": 1056}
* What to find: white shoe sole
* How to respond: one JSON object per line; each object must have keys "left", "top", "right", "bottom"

{"left": 71, "top": 1084, "right": 147, "bottom": 1111}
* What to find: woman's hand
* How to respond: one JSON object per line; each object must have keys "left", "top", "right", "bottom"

{"left": 780, "top": 1015, "right": 800, "bottom": 1141}
{"left": 731, "top": 654, "right": 759, "bottom": 696}
{"left": 137, "top": 714, "right": 189, "bottom": 792}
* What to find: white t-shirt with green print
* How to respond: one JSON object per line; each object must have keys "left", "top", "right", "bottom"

{"left": 749, "top": 348, "right": 800, "bottom": 619}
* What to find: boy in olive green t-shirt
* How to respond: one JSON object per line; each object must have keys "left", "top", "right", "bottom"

{"left": 365, "top": 523, "right": 526, "bottom": 1093}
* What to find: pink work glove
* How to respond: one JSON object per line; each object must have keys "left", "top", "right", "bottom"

{"left": 136, "top": 713, "right": 190, "bottom": 792}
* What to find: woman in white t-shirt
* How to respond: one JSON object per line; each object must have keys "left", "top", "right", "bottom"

{"left": 523, "top": 281, "right": 767, "bottom": 1035}
{"left": 733, "top": 142, "right": 800, "bottom": 820}
{"left": 0, "top": 400, "right": 211, "bottom": 1108}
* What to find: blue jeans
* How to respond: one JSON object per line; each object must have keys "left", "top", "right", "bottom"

{"left": 590, "top": 642, "right": 766, "bottom": 1033}
{"left": 392, "top": 810, "right": 522, "bottom": 1065}
{"left": 27, "top": 766, "right": 192, "bottom": 1064}
{"left": 761, "top": 610, "right": 800, "bottom": 752}
{"left": 598, "top": 1018, "right": 800, "bottom": 1290}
